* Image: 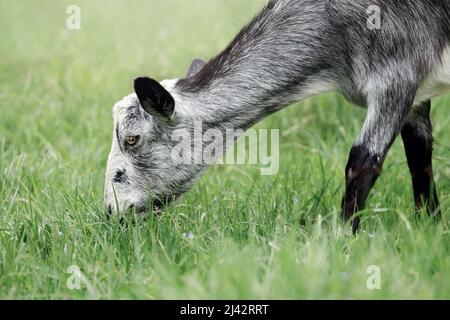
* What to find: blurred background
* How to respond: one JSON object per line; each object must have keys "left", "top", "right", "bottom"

{"left": 0, "top": 0, "right": 448, "bottom": 299}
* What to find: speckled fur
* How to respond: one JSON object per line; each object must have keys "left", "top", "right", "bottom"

{"left": 105, "top": 0, "right": 449, "bottom": 218}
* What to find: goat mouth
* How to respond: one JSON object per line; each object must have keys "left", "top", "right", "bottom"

{"left": 151, "top": 200, "right": 169, "bottom": 213}
{"left": 105, "top": 195, "right": 178, "bottom": 218}
{"left": 151, "top": 194, "right": 179, "bottom": 213}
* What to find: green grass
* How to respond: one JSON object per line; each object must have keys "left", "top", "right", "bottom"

{"left": 0, "top": 0, "right": 449, "bottom": 299}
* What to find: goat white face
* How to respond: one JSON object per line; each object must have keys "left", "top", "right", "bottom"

{"left": 104, "top": 60, "right": 207, "bottom": 217}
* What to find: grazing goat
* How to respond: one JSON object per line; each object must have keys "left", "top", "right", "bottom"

{"left": 104, "top": 0, "right": 449, "bottom": 232}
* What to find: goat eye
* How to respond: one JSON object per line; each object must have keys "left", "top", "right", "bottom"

{"left": 126, "top": 135, "right": 140, "bottom": 146}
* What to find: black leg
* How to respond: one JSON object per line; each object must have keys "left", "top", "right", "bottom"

{"left": 341, "top": 77, "right": 416, "bottom": 234}
{"left": 401, "top": 100, "right": 440, "bottom": 218}
{"left": 342, "top": 145, "right": 382, "bottom": 233}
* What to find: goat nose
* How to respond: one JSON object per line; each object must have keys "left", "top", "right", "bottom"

{"left": 129, "top": 204, "right": 147, "bottom": 214}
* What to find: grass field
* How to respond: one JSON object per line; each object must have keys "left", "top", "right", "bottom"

{"left": 0, "top": 0, "right": 449, "bottom": 299}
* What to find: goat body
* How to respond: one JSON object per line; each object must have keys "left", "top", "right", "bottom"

{"left": 105, "top": 0, "right": 450, "bottom": 232}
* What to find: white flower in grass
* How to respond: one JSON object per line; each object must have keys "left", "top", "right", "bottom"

{"left": 183, "top": 231, "right": 195, "bottom": 240}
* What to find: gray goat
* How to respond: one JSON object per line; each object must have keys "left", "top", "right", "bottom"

{"left": 104, "top": 0, "right": 449, "bottom": 232}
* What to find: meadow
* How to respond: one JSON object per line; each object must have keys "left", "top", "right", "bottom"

{"left": 0, "top": 0, "right": 449, "bottom": 299}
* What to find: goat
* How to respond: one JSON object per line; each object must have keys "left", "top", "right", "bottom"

{"left": 104, "top": 0, "right": 449, "bottom": 233}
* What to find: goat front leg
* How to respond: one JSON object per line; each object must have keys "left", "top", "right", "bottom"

{"left": 401, "top": 100, "right": 441, "bottom": 218}
{"left": 342, "top": 82, "right": 416, "bottom": 233}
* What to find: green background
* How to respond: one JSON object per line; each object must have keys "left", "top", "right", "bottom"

{"left": 0, "top": 0, "right": 449, "bottom": 299}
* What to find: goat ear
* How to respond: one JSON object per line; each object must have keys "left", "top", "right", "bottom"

{"left": 134, "top": 77, "right": 175, "bottom": 120}
{"left": 185, "top": 58, "right": 206, "bottom": 78}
